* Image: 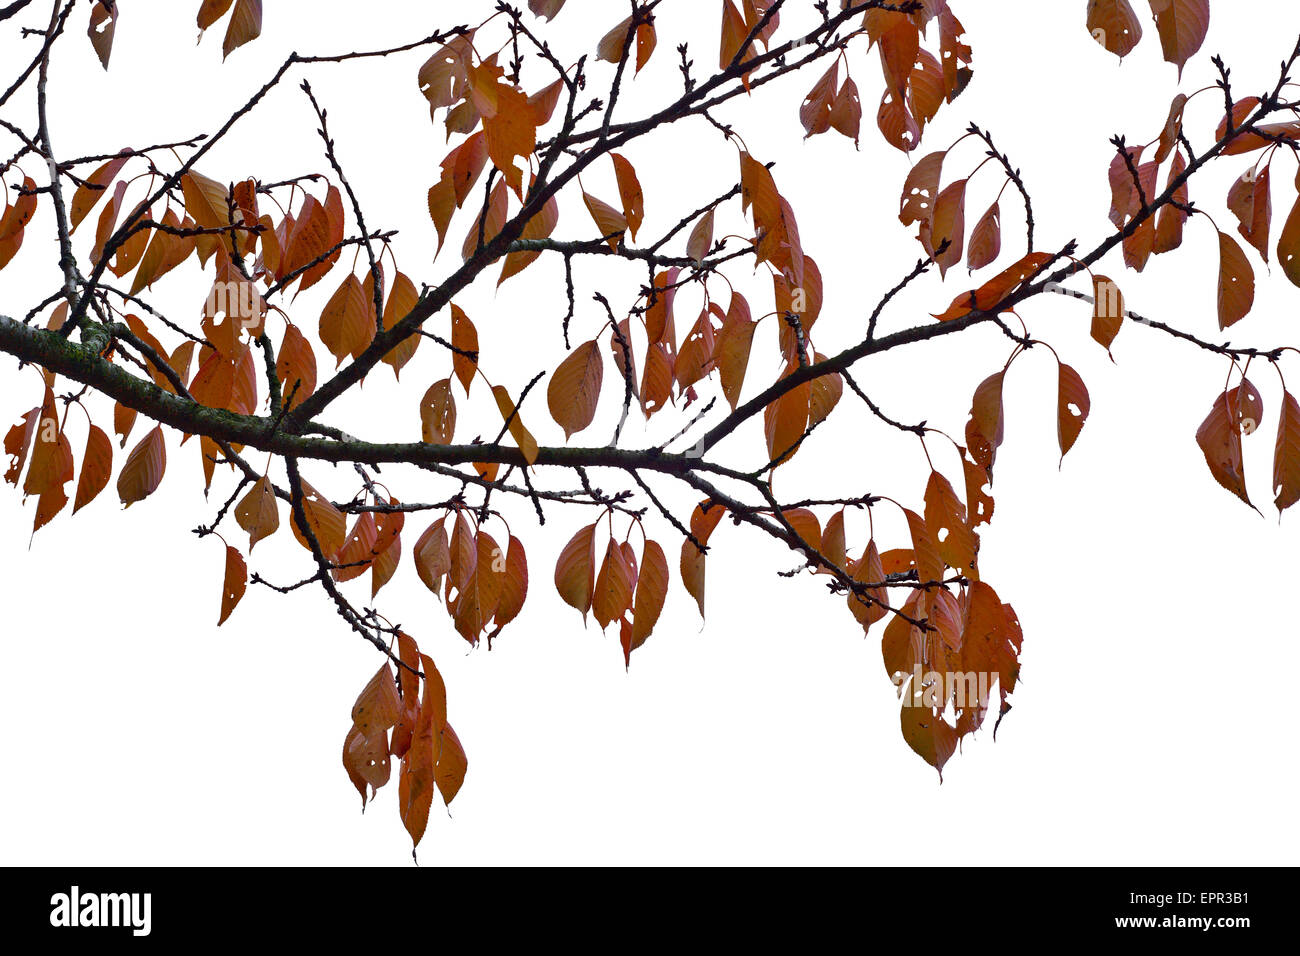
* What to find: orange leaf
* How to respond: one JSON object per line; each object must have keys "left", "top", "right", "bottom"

{"left": 117, "top": 425, "right": 166, "bottom": 507}
{"left": 420, "top": 378, "right": 456, "bottom": 445}
{"left": 582, "top": 191, "right": 627, "bottom": 251}
{"left": 967, "top": 202, "right": 1001, "bottom": 271}
{"left": 218, "top": 545, "right": 247, "bottom": 625}
{"left": 592, "top": 538, "right": 636, "bottom": 630}
{"left": 450, "top": 304, "right": 478, "bottom": 393}
{"left": 353, "top": 665, "right": 402, "bottom": 740}
{"left": 414, "top": 518, "right": 450, "bottom": 595}
{"left": 275, "top": 324, "right": 317, "bottom": 409}
{"left": 492, "top": 386, "right": 540, "bottom": 466}
{"left": 966, "top": 372, "right": 1005, "bottom": 471}
{"left": 380, "top": 272, "right": 421, "bottom": 377}
{"left": 1150, "top": 0, "right": 1209, "bottom": 76}
{"left": 87, "top": 1, "right": 117, "bottom": 69}
{"left": 763, "top": 366, "right": 810, "bottom": 467}
{"left": 555, "top": 522, "right": 598, "bottom": 619}
{"left": 629, "top": 539, "right": 668, "bottom": 657}
{"left": 1057, "top": 363, "right": 1091, "bottom": 460}
{"left": 547, "top": 339, "right": 604, "bottom": 439}
{"left": 686, "top": 209, "right": 715, "bottom": 265}
{"left": 924, "top": 472, "right": 977, "bottom": 579}
{"left": 289, "top": 481, "right": 347, "bottom": 556}
{"left": 222, "top": 0, "right": 262, "bottom": 59}
{"left": 1091, "top": 275, "right": 1125, "bottom": 354}
{"left": 319, "top": 273, "right": 374, "bottom": 367}
{"left": 72, "top": 424, "right": 112, "bottom": 514}
{"left": 1086, "top": 0, "right": 1143, "bottom": 59}
{"left": 234, "top": 474, "right": 279, "bottom": 550}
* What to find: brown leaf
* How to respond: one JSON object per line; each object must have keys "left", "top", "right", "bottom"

{"left": 218, "top": 545, "right": 247, "bottom": 626}
{"left": 222, "top": 0, "right": 262, "bottom": 59}
{"left": 117, "top": 425, "right": 166, "bottom": 507}
{"left": 1086, "top": 0, "right": 1143, "bottom": 59}
{"left": 72, "top": 424, "right": 112, "bottom": 514}
{"left": 87, "top": 1, "right": 117, "bottom": 69}
{"left": 1149, "top": 0, "right": 1209, "bottom": 76}
{"left": 1057, "top": 363, "right": 1091, "bottom": 460}
{"left": 592, "top": 538, "right": 635, "bottom": 630}
{"left": 1196, "top": 384, "right": 1258, "bottom": 508}
{"left": 275, "top": 323, "right": 317, "bottom": 409}
{"left": 582, "top": 191, "right": 627, "bottom": 251}
{"left": 234, "top": 475, "right": 279, "bottom": 550}
{"left": 1216, "top": 230, "right": 1255, "bottom": 330}
{"left": 420, "top": 379, "right": 457, "bottom": 445}
{"left": 1226, "top": 166, "right": 1271, "bottom": 262}
{"left": 491, "top": 385, "right": 540, "bottom": 466}
{"left": 1274, "top": 390, "right": 1300, "bottom": 514}
{"left": 686, "top": 208, "right": 715, "bottom": 265}
{"left": 924, "top": 471, "right": 977, "bottom": 580}
{"left": 966, "top": 372, "right": 1005, "bottom": 471}
{"left": 319, "top": 273, "right": 375, "bottom": 367}
{"left": 547, "top": 340, "right": 604, "bottom": 439}
{"left": 352, "top": 665, "right": 402, "bottom": 740}
{"left": 450, "top": 304, "right": 478, "bottom": 393}
{"left": 380, "top": 272, "right": 421, "bottom": 377}
{"left": 555, "top": 522, "right": 598, "bottom": 619}
{"left": 967, "top": 202, "right": 1001, "bottom": 271}
{"left": 289, "top": 481, "right": 347, "bottom": 556}
{"left": 1091, "top": 274, "right": 1125, "bottom": 354}
{"left": 629, "top": 539, "right": 668, "bottom": 656}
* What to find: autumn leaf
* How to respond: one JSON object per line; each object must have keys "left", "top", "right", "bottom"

{"left": 1216, "top": 231, "right": 1255, "bottom": 330}
{"left": 319, "top": 273, "right": 375, "bottom": 367}
{"left": 686, "top": 209, "right": 715, "bottom": 265}
{"left": 420, "top": 379, "right": 457, "bottom": 445}
{"left": 72, "top": 424, "right": 112, "bottom": 514}
{"left": 1086, "top": 0, "right": 1143, "bottom": 60}
{"left": 234, "top": 475, "right": 279, "bottom": 551}
{"left": 289, "top": 481, "right": 347, "bottom": 556}
{"left": 547, "top": 340, "right": 604, "bottom": 439}
{"left": 87, "top": 1, "right": 117, "bottom": 70}
{"left": 1057, "top": 363, "right": 1091, "bottom": 461}
{"left": 555, "top": 522, "right": 598, "bottom": 619}
{"left": 1196, "top": 384, "right": 1260, "bottom": 509}
{"left": 582, "top": 192, "right": 627, "bottom": 251}
{"left": 218, "top": 545, "right": 247, "bottom": 626}
{"left": 1149, "top": 0, "right": 1209, "bottom": 76}
{"left": 222, "top": 0, "right": 263, "bottom": 60}
{"left": 1274, "top": 390, "right": 1300, "bottom": 514}
{"left": 117, "top": 426, "right": 166, "bottom": 507}
{"left": 1091, "top": 274, "right": 1125, "bottom": 354}
{"left": 628, "top": 539, "right": 668, "bottom": 659}
{"left": 491, "top": 385, "right": 540, "bottom": 466}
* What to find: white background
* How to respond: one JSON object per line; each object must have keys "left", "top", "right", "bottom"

{"left": 1, "top": 1, "right": 1297, "bottom": 865}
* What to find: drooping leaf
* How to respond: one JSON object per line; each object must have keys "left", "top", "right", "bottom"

{"left": 1057, "top": 363, "right": 1091, "bottom": 460}
{"left": 491, "top": 385, "right": 540, "bottom": 466}
{"left": 420, "top": 379, "right": 457, "bottom": 445}
{"left": 555, "top": 522, "right": 598, "bottom": 619}
{"left": 117, "top": 425, "right": 166, "bottom": 507}
{"left": 1274, "top": 390, "right": 1300, "bottom": 514}
{"left": 547, "top": 340, "right": 604, "bottom": 440}
{"left": 1148, "top": 0, "right": 1209, "bottom": 76}
{"left": 234, "top": 475, "right": 279, "bottom": 550}
{"left": 1086, "top": 0, "right": 1143, "bottom": 60}
{"left": 218, "top": 545, "right": 247, "bottom": 626}
{"left": 1216, "top": 230, "right": 1255, "bottom": 330}
{"left": 71, "top": 424, "right": 112, "bottom": 514}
